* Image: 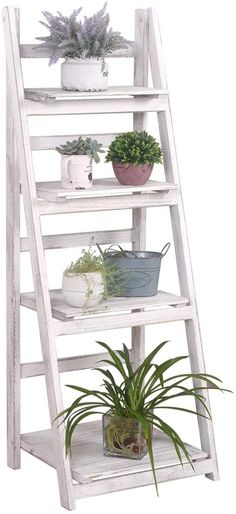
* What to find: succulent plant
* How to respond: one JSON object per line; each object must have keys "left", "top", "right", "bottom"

{"left": 56, "top": 136, "right": 105, "bottom": 163}
{"left": 36, "top": 3, "right": 129, "bottom": 66}
{"left": 105, "top": 131, "right": 163, "bottom": 166}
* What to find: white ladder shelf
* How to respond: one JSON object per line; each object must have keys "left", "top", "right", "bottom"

{"left": 3, "top": 5, "right": 219, "bottom": 510}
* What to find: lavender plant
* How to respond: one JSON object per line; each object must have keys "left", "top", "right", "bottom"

{"left": 36, "top": 3, "right": 129, "bottom": 66}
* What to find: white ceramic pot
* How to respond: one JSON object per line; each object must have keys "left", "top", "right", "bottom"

{"left": 61, "top": 154, "right": 93, "bottom": 189}
{"left": 61, "top": 58, "right": 108, "bottom": 91}
{"left": 62, "top": 272, "right": 104, "bottom": 308}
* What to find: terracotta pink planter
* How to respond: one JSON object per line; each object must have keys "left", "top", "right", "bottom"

{"left": 112, "top": 162, "right": 153, "bottom": 186}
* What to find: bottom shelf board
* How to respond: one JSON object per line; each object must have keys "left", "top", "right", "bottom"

{"left": 21, "top": 420, "right": 209, "bottom": 486}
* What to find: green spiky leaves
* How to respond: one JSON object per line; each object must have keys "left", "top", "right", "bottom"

{"left": 54, "top": 340, "right": 231, "bottom": 496}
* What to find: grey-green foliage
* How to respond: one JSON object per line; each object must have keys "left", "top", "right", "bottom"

{"left": 64, "top": 249, "right": 123, "bottom": 298}
{"left": 36, "top": 3, "right": 129, "bottom": 65}
{"left": 56, "top": 136, "right": 105, "bottom": 163}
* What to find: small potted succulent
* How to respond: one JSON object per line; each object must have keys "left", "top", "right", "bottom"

{"left": 62, "top": 248, "right": 121, "bottom": 308}
{"left": 55, "top": 340, "right": 231, "bottom": 495}
{"left": 56, "top": 136, "right": 104, "bottom": 189}
{"left": 36, "top": 3, "right": 129, "bottom": 91}
{"left": 105, "top": 131, "right": 163, "bottom": 186}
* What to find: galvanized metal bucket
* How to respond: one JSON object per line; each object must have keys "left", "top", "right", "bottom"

{"left": 103, "top": 243, "right": 170, "bottom": 297}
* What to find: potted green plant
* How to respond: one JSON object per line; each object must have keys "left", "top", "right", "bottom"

{"left": 36, "top": 3, "right": 129, "bottom": 91}
{"left": 105, "top": 131, "right": 163, "bottom": 186}
{"left": 56, "top": 136, "right": 104, "bottom": 189}
{"left": 55, "top": 340, "right": 231, "bottom": 494}
{"left": 62, "top": 248, "right": 121, "bottom": 308}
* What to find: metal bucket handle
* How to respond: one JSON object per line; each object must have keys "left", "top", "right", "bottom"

{"left": 104, "top": 244, "right": 137, "bottom": 258}
{"left": 100, "top": 243, "right": 171, "bottom": 259}
{"left": 160, "top": 242, "right": 171, "bottom": 258}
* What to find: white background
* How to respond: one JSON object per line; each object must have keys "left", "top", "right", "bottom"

{"left": 0, "top": 0, "right": 236, "bottom": 513}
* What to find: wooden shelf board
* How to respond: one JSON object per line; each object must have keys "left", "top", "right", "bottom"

{"left": 24, "top": 86, "right": 168, "bottom": 103}
{"left": 20, "top": 289, "right": 189, "bottom": 322}
{"left": 36, "top": 178, "right": 179, "bottom": 202}
{"left": 21, "top": 420, "right": 208, "bottom": 485}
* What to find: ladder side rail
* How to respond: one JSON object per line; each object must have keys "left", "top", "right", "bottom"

{"left": 2, "top": 7, "right": 75, "bottom": 508}
{"left": 131, "top": 9, "right": 149, "bottom": 369}
{"left": 6, "top": 7, "right": 21, "bottom": 471}
{"left": 148, "top": 6, "right": 219, "bottom": 480}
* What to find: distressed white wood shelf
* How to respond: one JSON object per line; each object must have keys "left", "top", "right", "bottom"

{"left": 37, "top": 190, "right": 178, "bottom": 214}
{"left": 24, "top": 85, "right": 168, "bottom": 102}
{"left": 21, "top": 289, "right": 189, "bottom": 321}
{"left": 36, "top": 178, "right": 179, "bottom": 202}
{"left": 4, "top": 5, "right": 219, "bottom": 510}
{"left": 20, "top": 42, "right": 135, "bottom": 59}
{"left": 21, "top": 420, "right": 211, "bottom": 495}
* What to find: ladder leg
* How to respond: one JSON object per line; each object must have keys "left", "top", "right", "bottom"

{"left": 132, "top": 208, "right": 146, "bottom": 368}
{"left": 148, "top": 6, "right": 219, "bottom": 480}
{"left": 3, "top": 6, "right": 76, "bottom": 507}
{"left": 6, "top": 77, "right": 21, "bottom": 470}
{"left": 38, "top": 327, "right": 76, "bottom": 509}
{"left": 131, "top": 9, "right": 149, "bottom": 369}
{"left": 170, "top": 199, "right": 220, "bottom": 480}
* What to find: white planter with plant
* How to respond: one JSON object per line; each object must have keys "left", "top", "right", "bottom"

{"left": 36, "top": 3, "right": 129, "bottom": 91}
{"left": 56, "top": 136, "right": 104, "bottom": 190}
{"left": 62, "top": 248, "right": 123, "bottom": 308}
{"left": 62, "top": 250, "right": 106, "bottom": 308}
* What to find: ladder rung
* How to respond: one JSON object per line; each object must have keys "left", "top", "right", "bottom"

{"left": 25, "top": 96, "right": 168, "bottom": 116}
{"left": 37, "top": 191, "right": 178, "bottom": 215}
{"left": 21, "top": 350, "right": 130, "bottom": 378}
{"left": 25, "top": 86, "right": 168, "bottom": 102}
{"left": 35, "top": 179, "right": 179, "bottom": 203}
{"left": 20, "top": 229, "right": 134, "bottom": 252}
{"left": 30, "top": 133, "right": 120, "bottom": 151}
{"left": 54, "top": 306, "right": 194, "bottom": 335}
{"left": 20, "top": 43, "right": 135, "bottom": 59}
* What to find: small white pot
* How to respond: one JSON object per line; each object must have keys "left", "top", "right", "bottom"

{"left": 61, "top": 58, "right": 108, "bottom": 92}
{"left": 61, "top": 154, "right": 93, "bottom": 190}
{"left": 62, "top": 272, "right": 104, "bottom": 308}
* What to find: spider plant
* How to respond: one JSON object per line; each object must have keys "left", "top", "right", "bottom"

{"left": 55, "top": 340, "right": 231, "bottom": 495}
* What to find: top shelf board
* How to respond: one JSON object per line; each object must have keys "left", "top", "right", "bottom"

{"left": 24, "top": 86, "right": 169, "bottom": 103}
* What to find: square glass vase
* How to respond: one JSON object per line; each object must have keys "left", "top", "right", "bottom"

{"left": 102, "top": 411, "right": 148, "bottom": 460}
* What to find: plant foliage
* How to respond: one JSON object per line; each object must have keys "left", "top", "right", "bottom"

{"left": 56, "top": 136, "right": 104, "bottom": 163}
{"left": 36, "top": 3, "right": 129, "bottom": 65}
{"left": 105, "top": 131, "right": 163, "bottom": 166}
{"left": 64, "top": 249, "right": 123, "bottom": 298}
{"left": 55, "top": 340, "right": 231, "bottom": 495}
{"left": 64, "top": 249, "right": 106, "bottom": 275}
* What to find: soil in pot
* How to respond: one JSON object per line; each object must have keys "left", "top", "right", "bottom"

{"left": 112, "top": 163, "right": 153, "bottom": 186}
